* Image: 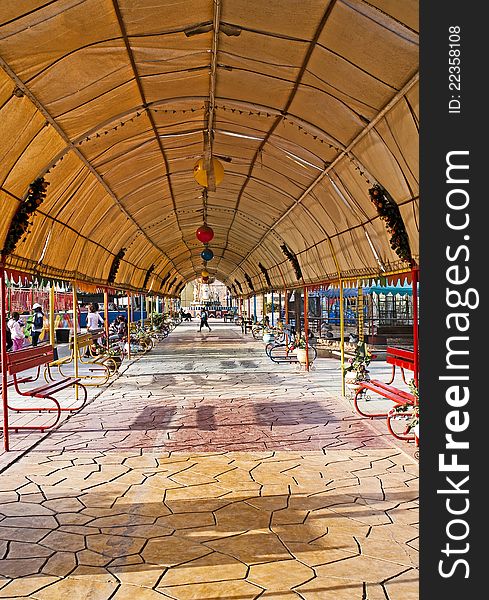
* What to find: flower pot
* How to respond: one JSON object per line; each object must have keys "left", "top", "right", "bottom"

{"left": 263, "top": 333, "right": 275, "bottom": 344}
{"left": 345, "top": 371, "right": 370, "bottom": 391}
{"left": 295, "top": 348, "right": 308, "bottom": 364}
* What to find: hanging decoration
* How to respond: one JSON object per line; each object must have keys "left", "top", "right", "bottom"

{"left": 201, "top": 246, "right": 214, "bottom": 262}
{"left": 201, "top": 269, "right": 209, "bottom": 278}
{"left": 160, "top": 272, "right": 171, "bottom": 289}
{"left": 195, "top": 224, "right": 214, "bottom": 244}
{"left": 193, "top": 157, "right": 224, "bottom": 188}
{"left": 258, "top": 262, "right": 272, "bottom": 288}
{"left": 280, "top": 244, "right": 303, "bottom": 281}
{"left": 231, "top": 284, "right": 238, "bottom": 296}
{"left": 244, "top": 273, "right": 254, "bottom": 292}
{"left": 2, "top": 177, "right": 49, "bottom": 256}
{"left": 107, "top": 247, "right": 126, "bottom": 284}
{"left": 234, "top": 279, "right": 243, "bottom": 293}
{"left": 143, "top": 264, "right": 155, "bottom": 289}
{"left": 368, "top": 183, "right": 413, "bottom": 264}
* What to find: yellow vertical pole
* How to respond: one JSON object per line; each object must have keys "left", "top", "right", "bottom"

{"left": 72, "top": 283, "right": 79, "bottom": 400}
{"left": 127, "top": 293, "right": 131, "bottom": 359}
{"left": 357, "top": 282, "right": 364, "bottom": 343}
{"left": 339, "top": 280, "right": 346, "bottom": 396}
{"left": 49, "top": 284, "right": 55, "bottom": 348}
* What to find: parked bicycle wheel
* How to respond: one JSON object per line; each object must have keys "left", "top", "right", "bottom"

{"left": 252, "top": 325, "right": 264, "bottom": 340}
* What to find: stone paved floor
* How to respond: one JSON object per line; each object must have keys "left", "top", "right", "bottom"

{"left": 0, "top": 322, "right": 418, "bottom": 599}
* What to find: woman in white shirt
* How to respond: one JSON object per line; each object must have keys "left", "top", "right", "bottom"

{"left": 7, "top": 312, "right": 25, "bottom": 351}
{"left": 86, "top": 302, "right": 104, "bottom": 349}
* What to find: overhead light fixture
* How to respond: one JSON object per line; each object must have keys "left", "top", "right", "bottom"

{"left": 184, "top": 23, "right": 212, "bottom": 37}
{"left": 220, "top": 23, "right": 242, "bottom": 37}
{"left": 184, "top": 22, "right": 242, "bottom": 37}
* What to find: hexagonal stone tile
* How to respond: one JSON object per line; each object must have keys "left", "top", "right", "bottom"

{"left": 42, "top": 551, "right": 78, "bottom": 577}
{"left": 247, "top": 559, "right": 314, "bottom": 590}
{"left": 158, "top": 550, "right": 247, "bottom": 586}
{"left": 142, "top": 536, "right": 212, "bottom": 566}
{"left": 86, "top": 534, "right": 146, "bottom": 558}
{"left": 33, "top": 575, "right": 118, "bottom": 600}
{"left": 42, "top": 530, "right": 87, "bottom": 553}
{"left": 158, "top": 579, "right": 261, "bottom": 599}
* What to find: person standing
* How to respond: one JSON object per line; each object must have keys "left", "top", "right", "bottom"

{"left": 199, "top": 309, "right": 211, "bottom": 332}
{"left": 31, "top": 302, "right": 44, "bottom": 347}
{"left": 85, "top": 302, "right": 104, "bottom": 356}
{"left": 7, "top": 312, "right": 25, "bottom": 351}
{"left": 86, "top": 303, "right": 104, "bottom": 334}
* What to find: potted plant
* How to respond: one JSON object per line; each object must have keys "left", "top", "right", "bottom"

{"left": 390, "top": 379, "right": 419, "bottom": 442}
{"left": 344, "top": 341, "right": 372, "bottom": 390}
{"left": 151, "top": 312, "right": 164, "bottom": 330}
{"left": 294, "top": 334, "right": 310, "bottom": 365}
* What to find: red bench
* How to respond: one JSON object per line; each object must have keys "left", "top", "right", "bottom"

{"left": 5, "top": 344, "right": 87, "bottom": 432}
{"left": 353, "top": 346, "right": 417, "bottom": 441}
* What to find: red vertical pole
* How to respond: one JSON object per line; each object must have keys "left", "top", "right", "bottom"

{"left": 304, "top": 286, "right": 309, "bottom": 371}
{"left": 104, "top": 288, "right": 109, "bottom": 350}
{"left": 412, "top": 267, "right": 419, "bottom": 389}
{"left": 127, "top": 293, "right": 131, "bottom": 359}
{"left": 0, "top": 262, "right": 10, "bottom": 451}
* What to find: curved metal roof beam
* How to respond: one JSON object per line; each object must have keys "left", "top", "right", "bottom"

{"left": 228, "top": 73, "right": 419, "bottom": 280}
{"left": 0, "top": 58, "right": 186, "bottom": 282}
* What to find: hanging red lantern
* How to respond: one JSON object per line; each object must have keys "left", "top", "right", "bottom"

{"left": 195, "top": 224, "right": 214, "bottom": 244}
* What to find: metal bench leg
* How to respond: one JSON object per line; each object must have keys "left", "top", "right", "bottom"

{"left": 353, "top": 388, "right": 389, "bottom": 419}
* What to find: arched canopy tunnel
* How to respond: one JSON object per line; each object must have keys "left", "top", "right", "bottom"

{"left": 0, "top": 0, "right": 418, "bottom": 295}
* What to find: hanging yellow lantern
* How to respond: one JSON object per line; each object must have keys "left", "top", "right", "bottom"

{"left": 201, "top": 269, "right": 209, "bottom": 278}
{"left": 193, "top": 157, "right": 224, "bottom": 187}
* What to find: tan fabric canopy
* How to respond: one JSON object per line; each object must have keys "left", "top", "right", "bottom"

{"left": 0, "top": 0, "right": 419, "bottom": 296}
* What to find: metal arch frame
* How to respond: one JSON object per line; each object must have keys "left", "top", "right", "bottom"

{"left": 110, "top": 0, "right": 197, "bottom": 276}
{"left": 228, "top": 73, "right": 419, "bottom": 281}
{"left": 0, "top": 57, "right": 186, "bottom": 284}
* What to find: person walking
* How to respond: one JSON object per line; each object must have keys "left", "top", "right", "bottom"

{"left": 31, "top": 302, "right": 44, "bottom": 347}
{"left": 199, "top": 309, "right": 211, "bottom": 332}
{"left": 7, "top": 312, "right": 25, "bottom": 351}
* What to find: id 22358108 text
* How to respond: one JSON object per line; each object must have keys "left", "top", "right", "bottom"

{"left": 448, "top": 26, "right": 461, "bottom": 114}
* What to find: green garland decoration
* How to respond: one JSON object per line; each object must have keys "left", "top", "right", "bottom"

{"left": 143, "top": 264, "right": 155, "bottom": 289}
{"left": 107, "top": 247, "right": 126, "bottom": 284}
{"left": 258, "top": 262, "right": 272, "bottom": 288}
{"left": 2, "top": 178, "right": 49, "bottom": 256}
{"left": 280, "top": 244, "right": 302, "bottom": 281}
{"left": 244, "top": 272, "right": 254, "bottom": 292}
{"left": 368, "top": 183, "right": 413, "bottom": 264}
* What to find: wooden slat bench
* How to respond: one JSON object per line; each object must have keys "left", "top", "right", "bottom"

{"left": 353, "top": 346, "right": 417, "bottom": 441}
{"left": 5, "top": 344, "right": 87, "bottom": 432}
{"left": 47, "top": 332, "right": 114, "bottom": 385}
